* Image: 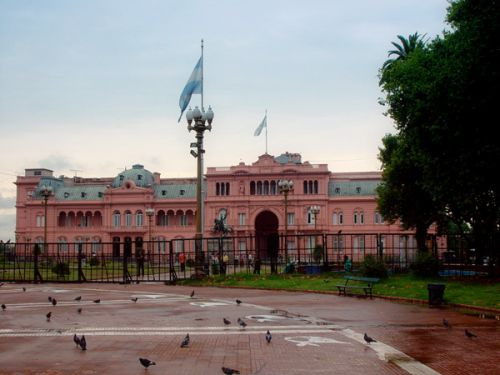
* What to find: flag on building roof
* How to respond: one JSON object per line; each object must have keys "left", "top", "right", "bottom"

{"left": 254, "top": 114, "right": 267, "bottom": 136}
{"left": 178, "top": 56, "right": 203, "bottom": 122}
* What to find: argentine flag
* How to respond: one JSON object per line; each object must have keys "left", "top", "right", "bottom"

{"left": 254, "top": 114, "right": 267, "bottom": 136}
{"left": 178, "top": 57, "right": 203, "bottom": 122}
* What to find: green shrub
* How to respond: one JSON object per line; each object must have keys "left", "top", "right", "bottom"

{"left": 52, "top": 262, "right": 70, "bottom": 277}
{"left": 411, "top": 252, "right": 440, "bottom": 277}
{"left": 186, "top": 258, "right": 195, "bottom": 268}
{"left": 211, "top": 262, "right": 220, "bottom": 275}
{"left": 360, "top": 255, "right": 388, "bottom": 278}
{"left": 89, "top": 256, "right": 100, "bottom": 267}
{"left": 313, "top": 244, "right": 324, "bottom": 264}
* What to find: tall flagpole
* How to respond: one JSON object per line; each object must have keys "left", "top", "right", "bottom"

{"left": 265, "top": 109, "right": 268, "bottom": 154}
{"left": 200, "top": 38, "right": 205, "bottom": 261}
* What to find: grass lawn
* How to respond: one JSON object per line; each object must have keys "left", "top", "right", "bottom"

{"left": 178, "top": 272, "right": 500, "bottom": 310}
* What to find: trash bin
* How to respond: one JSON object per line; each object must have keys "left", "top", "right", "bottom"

{"left": 427, "top": 283, "right": 446, "bottom": 306}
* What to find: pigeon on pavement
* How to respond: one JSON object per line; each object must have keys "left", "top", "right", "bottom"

{"left": 93, "top": 299, "right": 100, "bottom": 303}
{"left": 139, "top": 357, "right": 156, "bottom": 369}
{"left": 73, "top": 334, "right": 80, "bottom": 348}
{"left": 46, "top": 312, "right": 51, "bottom": 321}
{"left": 77, "top": 308, "right": 82, "bottom": 314}
{"left": 52, "top": 298, "right": 57, "bottom": 306}
{"left": 79, "top": 335, "right": 87, "bottom": 350}
{"left": 266, "top": 330, "right": 272, "bottom": 343}
{"left": 74, "top": 296, "right": 82, "bottom": 301}
{"left": 1, "top": 304, "right": 5, "bottom": 311}
{"left": 190, "top": 290, "right": 195, "bottom": 298}
{"left": 48, "top": 296, "right": 52, "bottom": 302}
{"left": 223, "top": 318, "right": 231, "bottom": 326}
{"left": 236, "top": 299, "right": 242, "bottom": 305}
{"left": 443, "top": 318, "right": 451, "bottom": 329}
{"left": 131, "top": 297, "right": 138, "bottom": 302}
{"left": 222, "top": 367, "right": 240, "bottom": 374}
{"left": 364, "top": 333, "right": 376, "bottom": 344}
{"left": 22, "top": 287, "right": 26, "bottom": 292}
{"left": 237, "top": 318, "right": 247, "bottom": 329}
{"left": 465, "top": 329, "right": 477, "bottom": 338}
{"left": 180, "top": 334, "right": 190, "bottom": 348}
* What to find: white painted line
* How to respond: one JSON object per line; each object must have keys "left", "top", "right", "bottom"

{"left": 340, "top": 329, "right": 441, "bottom": 375}
{"left": 0, "top": 324, "right": 338, "bottom": 334}
{"left": 0, "top": 329, "right": 336, "bottom": 338}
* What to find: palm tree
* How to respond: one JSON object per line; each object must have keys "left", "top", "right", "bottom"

{"left": 382, "top": 32, "right": 426, "bottom": 71}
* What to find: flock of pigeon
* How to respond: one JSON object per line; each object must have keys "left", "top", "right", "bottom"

{"left": 135, "top": 291, "right": 262, "bottom": 373}
{"left": 1, "top": 285, "right": 480, "bottom": 374}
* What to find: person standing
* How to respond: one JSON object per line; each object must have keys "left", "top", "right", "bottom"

{"left": 136, "top": 248, "right": 145, "bottom": 277}
{"left": 179, "top": 252, "right": 186, "bottom": 272}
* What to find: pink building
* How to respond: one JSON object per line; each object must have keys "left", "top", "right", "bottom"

{"left": 15, "top": 152, "right": 422, "bottom": 260}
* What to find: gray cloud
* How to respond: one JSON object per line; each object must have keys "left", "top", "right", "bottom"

{"left": 0, "top": 213, "right": 15, "bottom": 242}
{"left": 0, "top": 193, "right": 15, "bottom": 209}
{"left": 37, "top": 154, "right": 83, "bottom": 174}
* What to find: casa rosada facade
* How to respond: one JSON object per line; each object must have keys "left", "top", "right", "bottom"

{"left": 15, "top": 152, "right": 425, "bottom": 256}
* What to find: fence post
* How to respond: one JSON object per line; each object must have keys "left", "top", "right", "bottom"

{"left": 323, "top": 233, "right": 328, "bottom": 268}
{"left": 169, "top": 240, "right": 177, "bottom": 284}
{"left": 122, "top": 246, "right": 129, "bottom": 284}
{"left": 33, "top": 244, "right": 42, "bottom": 283}
{"left": 77, "top": 243, "right": 87, "bottom": 282}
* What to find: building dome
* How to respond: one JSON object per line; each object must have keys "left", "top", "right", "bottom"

{"left": 112, "top": 164, "right": 155, "bottom": 188}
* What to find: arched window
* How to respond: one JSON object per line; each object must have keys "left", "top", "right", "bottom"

{"left": 113, "top": 211, "right": 121, "bottom": 227}
{"left": 157, "top": 210, "right": 167, "bottom": 226}
{"left": 226, "top": 182, "right": 230, "bottom": 196}
{"left": 125, "top": 211, "right": 132, "bottom": 227}
{"left": 303, "top": 181, "right": 308, "bottom": 194}
{"left": 216, "top": 182, "right": 220, "bottom": 196}
{"left": 58, "top": 212, "right": 66, "bottom": 227}
{"left": 314, "top": 180, "right": 318, "bottom": 194}
{"left": 84, "top": 211, "right": 92, "bottom": 227}
{"left": 256, "top": 181, "right": 262, "bottom": 195}
{"left": 57, "top": 237, "right": 68, "bottom": 252}
{"left": 308, "top": 181, "right": 313, "bottom": 195}
{"left": 338, "top": 212, "right": 343, "bottom": 224}
{"left": 157, "top": 236, "right": 166, "bottom": 253}
{"left": 167, "top": 210, "right": 175, "bottom": 225}
{"left": 67, "top": 212, "right": 75, "bottom": 227}
{"left": 332, "top": 212, "right": 338, "bottom": 225}
{"left": 270, "top": 180, "right": 277, "bottom": 195}
{"left": 93, "top": 211, "right": 102, "bottom": 227}
{"left": 263, "top": 181, "right": 269, "bottom": 195}
{"left": 92, "top": 237, "right": 102, "bottom": 253}
{"left": 250, "top": 181, "right": 256, "bottom": 195}
{"left": 136, "top": 211, "right": 143, "bottom": 227}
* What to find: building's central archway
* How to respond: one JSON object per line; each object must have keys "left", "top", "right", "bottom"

{"left": 254, "top": 210, "right": 279, "bottom": 259}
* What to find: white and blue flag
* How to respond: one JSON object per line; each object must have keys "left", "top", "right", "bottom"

{"left": 254, "top": 114, "right": 267, "bottom": 136}
{"left": 178, "top": 56, "right": 203, "bottom": 122}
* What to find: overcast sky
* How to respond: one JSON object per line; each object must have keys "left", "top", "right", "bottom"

{"left": 0, "top": 0, "right": 450, "bottom": 240}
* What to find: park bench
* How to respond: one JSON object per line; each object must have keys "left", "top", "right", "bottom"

{"left": 335, "top": 275, "right": 380, "bottom": 299}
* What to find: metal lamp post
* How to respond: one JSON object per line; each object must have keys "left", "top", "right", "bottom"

{"left": 309, "top": 205, "right": 320, "bottom": 232}
{"left": 40, "top": 186, "right": 53, "bottom": 252}
{"left": 145, "top": 208, "right": 155, "bottom": 256}
{"left": 186, "top": 105, "right": 214, "bottom": 277}
{"left": 278, "top": 179, "right": 294, "bottom": 261}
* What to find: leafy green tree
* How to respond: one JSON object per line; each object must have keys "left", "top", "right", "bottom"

{"left": 381, "top": 32, "right": 426, "bottom": 71}
{"left": 378, "top": 0, "right": 500, "bottom": 268}
{"left": 376, "top": 134, "right": 441, "bottom": 253}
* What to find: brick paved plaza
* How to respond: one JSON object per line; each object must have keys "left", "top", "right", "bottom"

{"left": 0, "top": 283, "right": 498, "bottom": 374}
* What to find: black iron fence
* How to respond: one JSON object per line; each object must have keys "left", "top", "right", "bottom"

{"left": 0, "top": 233, "right": 496, "bottom": 283}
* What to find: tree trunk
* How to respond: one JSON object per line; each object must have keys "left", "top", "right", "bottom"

{"left": 415, "top": 224, "right": 428, "bottom": 254}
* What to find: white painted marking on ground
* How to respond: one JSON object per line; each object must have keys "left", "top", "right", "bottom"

{"left": 340, "top": 329, "right": 441, "bottom": 375}
{"left": 245, "top": 315, "right": 287, "bottom": 322}
{"left": 0, "top": 329, "right": 336, "bottom": 338}
{"left": 284, "top": 336, "right": 349, "bottom": 347}
{"left": 190, "top": 301, "right": 230, "bottom": 307}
